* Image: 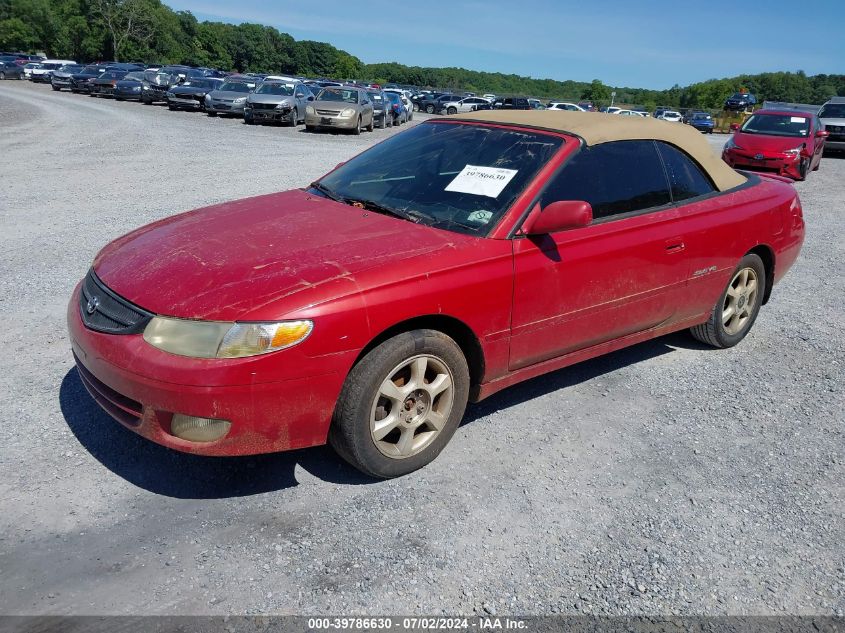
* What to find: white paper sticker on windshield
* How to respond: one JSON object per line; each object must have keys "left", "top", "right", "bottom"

{"left": 445, "top": 165, "right": 518, "bottom": 198}
{"left": 790, "top": 116, "right": 807, "bottom": 123}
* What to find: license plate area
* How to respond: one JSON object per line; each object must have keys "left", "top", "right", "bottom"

{"left": 320, "top": 117, "right": 332, "bottom": 125}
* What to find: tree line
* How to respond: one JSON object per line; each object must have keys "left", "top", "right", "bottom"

{"left": 2, "top": 0, "right": 844, "bottom": 109}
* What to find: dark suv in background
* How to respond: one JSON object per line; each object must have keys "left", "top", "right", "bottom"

{"left": 493, "top": 97, "right": 531, "bottom": 110}
{"left": 419, "top": 93, "right": 461, "bottom": 114}
{"left": 724, "top": 92, "right": 757, "bottom": 111}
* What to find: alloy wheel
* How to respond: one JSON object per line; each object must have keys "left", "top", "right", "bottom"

{"left": 722, "top": 267, "right": 759, "bottom": 335}
{"left": 369, "top": 354, "right": 455, "bottom": 459}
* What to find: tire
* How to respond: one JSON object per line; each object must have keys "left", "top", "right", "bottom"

{"left": 352, "top": 116, "right": 361, "bottom": 135}
{"left": 207, "top": 111, "right": 217, "bottom": 117}
{"left": 447, "top": 106, "right": 457, "bottom": 115}
{"left": 798, "top": 158, "right": 809, "bottom": 181}
{"left": 244, "top": 115, "right": 254, "bottom": 125}
{"left": 52, "top": 85, "right": 60, "bottom": 91}
{"left": 425, "top": 104, "right": 435, "bottom": 114}
{"left": 329, "top": 329, "right": 470, "bottom": 478}
{"left": 0, "top": 72, "right": 5, "bottom": 80}
{"left": 168, "top": 104, "right": 176, "bottom": 110}
{"left": 366, "top": 115, "right": 374, "bottom": 132}
{"left": 306, "top": 124, "right": 315, "bottom": 132}
{"left": 379, "top": 113, "right": 387, "bottom": 129}
{"left": 812, "top": 156, "right": 820, "bottom": 171}
{"left": 690, "top": 253, "right": 766, "bottom": 348}
{"left": 287, "top": 108, "right": 297, "bottom": 126}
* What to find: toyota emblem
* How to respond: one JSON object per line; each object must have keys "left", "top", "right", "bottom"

{"left": 754, "top": 153, "right": 764, "bottom": 160}
{"left": 86, "top": 296, "right": 100, "bottom": 314}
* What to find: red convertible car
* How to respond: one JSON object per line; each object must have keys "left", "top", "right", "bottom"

{"left": 723, "top": 109, "right": 828, "bottom": 180}
{"left": 68, "top": 111, "right": 805, "bottom": 478}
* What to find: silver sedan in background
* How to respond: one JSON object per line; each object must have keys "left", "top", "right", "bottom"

{"left": 305, "top": 86, "right": 375, "bottom": 134}
{"left": 244, "top": 80, "right": 314, "bottom": 126}
{"left": 204, "top": 79, "right": 257, "bottom": 117}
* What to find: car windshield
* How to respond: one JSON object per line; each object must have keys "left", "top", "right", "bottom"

{"left": 693, "top": 113, "right": 710, "bottom": 119}
{"left": 123, "top": 72, "right": 144, "bottom": 81}
{"left": 741, "top": 113, "right": 810, "bottom": 138}
{"left": 219, "top": 82, "right": 252, "bottom": 93}
{"left": 730, "top": 93, "right": 747, "bottom": 99}
{"left": 61, "top": 64, "right": 83, "bottom": 72}
{"left": 819, "top": 104, "right": 845, "bottom": 118}
{"left": 313, "top": 122, "right": 562, "bottom": 236}
{"left": 256, "top": 82, "right": 295, "bottom": 95}
{"left": 81, "top": 66, "right": 100, "bottom": 74}
{"left": 318, "top": 88, "right": 359, "bottom": 103}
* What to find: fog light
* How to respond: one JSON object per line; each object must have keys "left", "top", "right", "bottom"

{"left": 170, "top": 414, "right": 231, "bottom": 443}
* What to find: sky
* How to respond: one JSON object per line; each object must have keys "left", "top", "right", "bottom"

{"left": 167, "top": 0, "right": 844, "bottom": 90}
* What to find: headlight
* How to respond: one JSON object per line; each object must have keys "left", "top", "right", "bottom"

{"left": 233, "top": 97, "right": 247, "bottom": 104}
{"left": 143, "top": 318, "right": 313, "bottom": 358}
{"left": 142, "top": 82, "right": 150, "bottom": 90}
{"left": 166, "top": 91, "right": 174, "bottom": 97}
{"left": 276, "top": 101, "right": 291, "bottom": 110}
{"left": 340, "top": 108, "right": 356, "bottom": 117}
{"left": 783, "top": 146, "right": 803, "bottom": 158}
{"left": 724, "top": 137, "right": 742, "bottom": 151}
{"left": 306, "top": 105, "right": 315, "bottom": 114}
{"left": 204, "top": 94, "right": 212, "bottom": 103}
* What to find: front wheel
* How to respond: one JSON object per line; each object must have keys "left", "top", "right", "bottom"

{"left": 352, "top": 116, "right": 361, "bottom": 135}
{"left": 329, "top": 330, "right": 469, "bottom": 478}
{"left": 0, "top": 72, "right": 5, "bottom": 80}
{"left": 425, "top": 104, "right": 435, "bottom": 114}
{"left": 447, "top": 107, "right": 457, "bottom": 115}
{"left": 366, "top": 115, "right": 374, "bottom": 132}
{"left": 207, "top": 111, "right": 217, "bottom": 117}
{"left": 690, "top": 253, "right": 766, "bottom": 348}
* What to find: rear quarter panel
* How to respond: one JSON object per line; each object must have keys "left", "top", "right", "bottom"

{"left": 676, "top": 176, "right": 803, "bottom": 319}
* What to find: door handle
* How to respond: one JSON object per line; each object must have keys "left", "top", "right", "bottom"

{"left": 665, "top": 239, "right": 685, "bottom": 254}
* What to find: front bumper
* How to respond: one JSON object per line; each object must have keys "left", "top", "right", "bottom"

{"left": 31, "top": 73, "right": 52, "bottom": 83}
{"left": 52, "top": 77, "right": 72, "bottom": 88}
{"left": 245, "top": 105, "right": 293, "bottom": 121}
{"left": 168, "top": 95, "right": 204, "bottom": 109}
{"left": 92, "top": 85, "right": 116, "bottom": 97}
{"left": 141, "top": 87, "right": 169, "bottom": 103}
{"left": 722, "top": 148, "right": 805, "bottom": 179}
{"left": 114, "top": 87, "right": 141, "bottom": 99}
{"left": 205, "top": 100, "right": 247, "bottom": 114}
{"left": 67, "top": 283, "right": 348, "bottom": 456}
{"left": 304, "top": 111, "right": 358, "bottom": 129}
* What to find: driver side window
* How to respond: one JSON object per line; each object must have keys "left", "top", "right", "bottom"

{"left": 539, "top": 141, "right": 672, "bottom": 220}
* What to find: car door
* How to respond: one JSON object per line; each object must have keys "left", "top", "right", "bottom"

{"left": 509, "top": 140, "right": 688, "bottom": 370}
{"left": 294, "top": 85, "right": 308, "bottom": 117}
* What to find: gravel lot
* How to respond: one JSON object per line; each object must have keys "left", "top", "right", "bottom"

{"left": 0, "top": 80, "right": 842, "bottom": 617}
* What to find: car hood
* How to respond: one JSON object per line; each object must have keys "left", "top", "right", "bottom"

{"left": 170, "top": 86, "right": 207, "bottom": 96}
{"left": 208, "top": 89, "right": 250, "bottom": 100}
{"left": 248, "top": 94, "right": 294, "bottom": 105}
{"left": 733, "top": 132, "right": 809, "bottom": 153}
{"left": 312, "top": 100, "right": 359, "bottom": 111}
{"left": 115, "top": 80, "right": 141, "bottom": 87}
{"left": 93, "top": 189, "right": 476, "bottom": 321}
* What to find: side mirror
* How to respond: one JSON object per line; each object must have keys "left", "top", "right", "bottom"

{"left": 816, "top": 129, "right": 829, "bottom": 138}
{"left": 730, "top": 123, "right": 740, "bottom": 131}
{"left": 307, "top": 95, "right": 315, "bottom": 101}
{"left": 524, "top": 200, "right": 593, "bottom": 235}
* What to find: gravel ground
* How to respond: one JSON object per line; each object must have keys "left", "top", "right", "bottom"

{"left": 0, "top": 80, "right": 842, "bottom": 617}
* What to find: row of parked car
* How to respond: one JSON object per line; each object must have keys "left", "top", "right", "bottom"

{"left": 11, "top": 59, "right": 419, "bottom": 134}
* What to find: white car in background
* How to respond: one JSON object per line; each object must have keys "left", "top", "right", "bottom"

{"left": 442, "top": 96, "right": 493, "bottom": 114}
{"left": 482, "top": 93, "right": 497, "bottom": 102}
{"left": 29, "top": 59, "right": 76, "bottom": 81}
{"left": 611, "top": 109, "right": 642, "bottom": 116}
{"left": 23, "top": 63, "right": 41, "bottom": 79}
{"left": 659, "top": 110, "right": 683, "bottom": 122}
{"left": 548, "top": 102, "right": 586, "bottom": 112}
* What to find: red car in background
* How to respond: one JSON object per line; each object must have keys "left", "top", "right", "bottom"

{"left": 723, "top": 109, "right": 828, "bottom": 180}
{"left": 68, "top": 111, "right": 805, "bottom": 478}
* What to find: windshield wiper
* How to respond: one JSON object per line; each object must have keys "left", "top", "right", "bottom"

{"left": 346, "top": 198, "right": 434, "bottom": 224}
{"left": 308, "top": 181, "right": 345, "bottom": 203}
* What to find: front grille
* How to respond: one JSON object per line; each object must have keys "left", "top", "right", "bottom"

{"left": 79, "top": 270, "right": 153, "bottom": 334}
{"left": 829, "top": 134, "right": 845, "bottom": 142}
{"left": 74, "top": 354, "right": 143, "bottom": 427}
{"left": 316, "top": 109, "right": 340, "bottom": 116}
{"left": 252, "top": 103, "right": 280, "bottom": 110}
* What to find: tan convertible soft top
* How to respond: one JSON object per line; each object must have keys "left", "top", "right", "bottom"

{"left": 444, "top": 110, "right": 747, "bottom": 191}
